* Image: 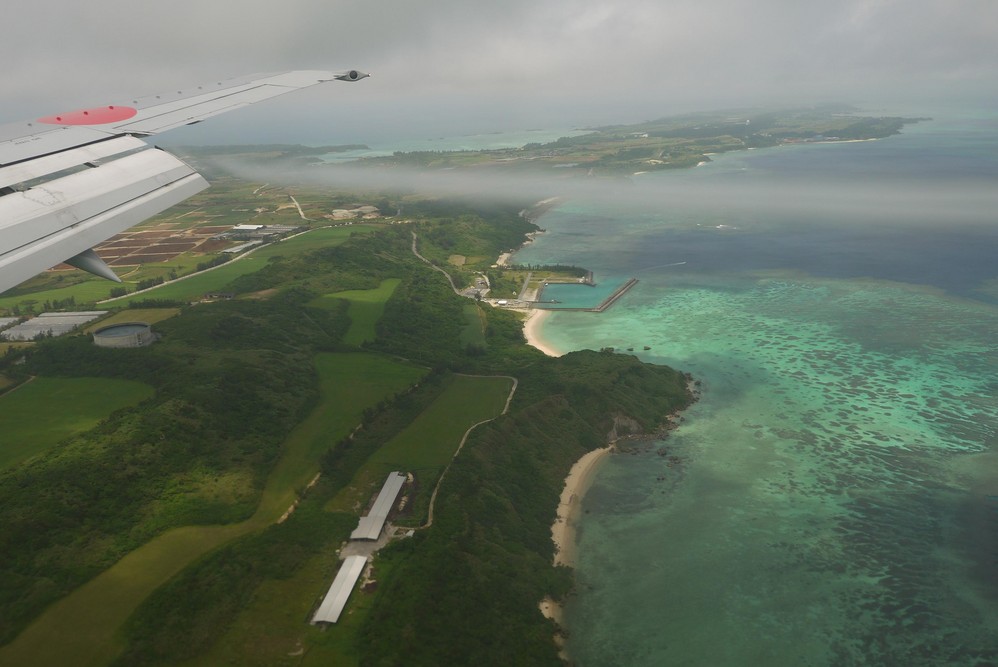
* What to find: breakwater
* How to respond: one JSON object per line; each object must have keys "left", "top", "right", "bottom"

{"left": 534, "top": 278, "right": 638, "bottom": 312}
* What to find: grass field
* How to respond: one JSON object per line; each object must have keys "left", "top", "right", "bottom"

{"left": 0, "top": 226, "right": 379, "bottom": 314}
{"left": 175, "top": 519, "right": 368, "bottom": 667}
{"left": 82, "top": 308, "right": 181, "bottom": 333}
{"left": 0, "top": 279, "right": 122, "bottom": 312}
{"left": 253, "top": 353, "right": 426, "bottom": 526}
{"left": 326, "top": 374, "right": 513, "bottom": 522}
{"left": 106, "top": 226, "right": 378, "bottom": 307}
{"left": 106, "top": 255, "right": 272, "bottom": 306}
{"left": 0, "top": 255, "right": 207, "bottom": 313}
{"left": 251, "top": 225, "right": 378, "bottom": 261}
{"left": 459, "top": 302, "right": 487, "bottom": 348}
{"left": 310, "top": 278, "right": 401, "bottom": 346}
{"left": 0, "top": 353, "right": 425, "bottom": 667}
{"left": 188, "top": 373, "right": 513, "bottom": 667}
{"left": 0, "top": 377, "right": 155, "bottom": 471}
{"left": 178, "top": 542, "right": 407, "bottom": 667}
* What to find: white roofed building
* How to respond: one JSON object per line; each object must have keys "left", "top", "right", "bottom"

{"left": 1, "top": 311, "right": 107, "bottom": 341}
{"left": 350, "top": 471, "right": 407, "bottom": 541}
{"left": 311, "top": 555, "right": 368, "bottom": 625}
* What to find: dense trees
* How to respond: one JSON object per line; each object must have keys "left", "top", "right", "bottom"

{"left": 0, "top": 294, "right": 340, "bottom": 642}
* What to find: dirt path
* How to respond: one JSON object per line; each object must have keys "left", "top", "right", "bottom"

{"left": 289, "top": 195, "right": 310, "bottom": 221}
{"left": 0, "top": 374, "right": 36, "bottom": 397}
{"left": 420, "top": 374, "right": 518, "bottom": 529}
{"left": 411, "top": 232, "right": 461, "bottom": 294}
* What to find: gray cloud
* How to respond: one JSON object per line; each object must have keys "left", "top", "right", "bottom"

{"left": 2, "top": 0, "right": 996, "bottom": 143}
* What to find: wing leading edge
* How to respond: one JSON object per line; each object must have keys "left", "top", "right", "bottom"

{"left": 0, "top": 69, "right": 369, "bottom": 294}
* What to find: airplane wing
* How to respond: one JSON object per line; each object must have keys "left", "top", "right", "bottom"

{"left": 0, "top": 69, "right": 369, "bottom": 294}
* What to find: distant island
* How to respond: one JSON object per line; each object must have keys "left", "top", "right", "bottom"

{"left": 352, "top": 105, "right": 925, "bottom": 174}
{"left": 166, "top": 106, "right": 924, "bottom": 178}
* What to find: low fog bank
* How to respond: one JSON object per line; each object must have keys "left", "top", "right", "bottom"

{"left": 214, "top": 157, "right": 998, "bottom": 228}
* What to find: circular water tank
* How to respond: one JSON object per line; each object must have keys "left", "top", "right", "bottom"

{"left": 92, "top": 322, "right": 155, "bottom": 348}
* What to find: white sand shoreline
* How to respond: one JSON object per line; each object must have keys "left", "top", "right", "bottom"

{"left": 551, "top": 445, "right": 612, "bottom": 567}
{"left": 522, "top": 309, "right": 562, "bottom": 357}
{"left": 539, "top": 445, "right": 614, "bottom": 659}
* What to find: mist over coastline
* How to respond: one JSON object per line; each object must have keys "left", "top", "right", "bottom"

{"left": 213, "top": 127, "right": 997, "bottom": 230}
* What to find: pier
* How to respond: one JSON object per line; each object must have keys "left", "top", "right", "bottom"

{"left": 592, "top": 278, "right": 639, "bottom": 312}
{"left": 533, "top": 278, "right": 638, "bottom": 312}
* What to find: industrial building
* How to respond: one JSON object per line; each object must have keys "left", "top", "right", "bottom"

{"left": 219, "top": 224, "right": 301, "bottom": 240}
{"left": 350, "top": 471, "right": 407, "bottom": 541}
{"left": 311, "top": 555, "right": 367, "bottom": 625}
{"left": 221, "top": 240, "right": 262, "bottom": 254}
{"left": 311, "top": 472, "right": 408, "bottom": 625}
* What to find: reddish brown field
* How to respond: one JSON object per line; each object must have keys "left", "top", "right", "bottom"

{"left": 147, "top": 242, "right": 198, "bottom": 253}
{"left": 109, "top": 253, "right": 182, "bottom": 265}
{"left": 100, "top": 240, "right": 147, "bottom": 249}
{"left": 91, "top": 222, "right": 235, "bottom": 266}
{"left": 197, "top": 239, "right": 231, "bottom": 253}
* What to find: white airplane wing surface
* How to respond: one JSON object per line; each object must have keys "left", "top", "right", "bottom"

{"left": 0, "top": 69, "right": 368, "bottom": 294}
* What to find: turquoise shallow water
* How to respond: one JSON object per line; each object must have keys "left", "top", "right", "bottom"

{"left": 515, "top": 117, "right": 998, "bottom": 665}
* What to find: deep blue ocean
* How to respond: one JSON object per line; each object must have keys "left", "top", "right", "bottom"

{"left": 515, "top": 113, "right": 998, "bottom": 666}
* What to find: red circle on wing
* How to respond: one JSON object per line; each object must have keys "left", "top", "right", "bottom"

{"left": 37, "top": 105, "right": 138, "bottom": 126}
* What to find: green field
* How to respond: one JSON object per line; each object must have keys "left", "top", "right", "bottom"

{"left": 188, "top": 373, "right": 513, "bottom": 667}
{"left": 459, "top": 302, "right": 487, "bottom": 348}
{"left": 311, "top": 278, "right": 401, "bottom": 346}
{"left": 178, "top": 539, "right": 406, "bottom": 667}
{"left": 0, "top": 256, "right": 206, "bottom": 313}
{"left": 107, "top": 255, "right": 272, "bottom": 305}
{"left": 0, "top": 225, "right": 386, "bottom": 313}
{"left": 0, "top": 252, "right": 205, "bottom": 312}
{"left": 253, "top": 353, "right": 427, "bottom": 525}
{"left": 0, "top": 279, "right": 122, "bottom": 312}
{"left": 327, "top": 374, "right": 513, "bottom": 522}
{"left": 0, "top": 352, "right": 425, "bottom": 667}
{"left": 175, "top": 523, "right": 366, "bottom": 667}
{"left": 251, "top": 225, "right": 378, "bottom": 260}
{"left": 106, "top": 226, "right": 378, "bottom": 306}
{"left": 0, "top": 377, "right": 155, "bottom": 471}
{"left": 83, "top": 308, "right": 181, "bottom": 332}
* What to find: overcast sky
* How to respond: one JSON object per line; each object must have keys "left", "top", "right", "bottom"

{"left": 3, "top": 0, "right": 997, "bottom": 145}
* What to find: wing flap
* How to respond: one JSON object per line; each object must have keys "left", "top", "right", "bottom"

{"left": 1, "top": 149, "right": 199, "bottom": 246}
{"left": 0, "top": 149, "right": 208, "bottom": 290}
{"left": 0, "top": 136, "right": 147, "bottom": 189}
{"left": 0, "top": 126, "right": 118, "bottom": 167}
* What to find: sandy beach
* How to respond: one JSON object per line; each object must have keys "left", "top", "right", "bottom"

{"left": 522, "top": 309, "right": 562, "bottom": 357}
{"left": 540, "top": 445, "right": 614, "bottom": 656}
{"left": 551, "top": 446, "right": 612, "bottom": 567}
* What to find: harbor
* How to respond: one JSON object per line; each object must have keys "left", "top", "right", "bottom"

{"left": 533, "top": 277, "right": 639, "bottom": 312}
